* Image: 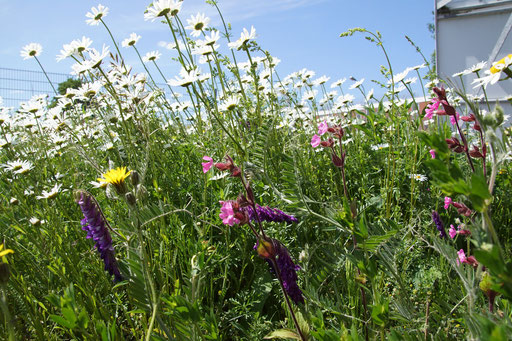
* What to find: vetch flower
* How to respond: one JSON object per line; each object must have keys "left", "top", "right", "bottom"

{"left": 311, "top": 134, "right": 321, "bottom": 148}
{"left": 256, "top": 239, "right": 304, "bottom": 305}
{"left": 85, "top": 4, "right": 109, "bottom": 26}
{"left": 432, "top": 211, "right": 447, "bottom": 238}
{"left": 244, "top": 205, "right": 298, "bottom": 224}
{"left": 444, "top": 197, "right": 452, "bottom": 210}
{"left": 76, "top": 191, "right": 122, "bottom": 282}
{"left": 202, "top": 156, "right": 213, "bottom": 173}
{"left": 429, "top": 149, "right": 436, "bottom": 159}
{"left": 97, "top": 167, "right": 131, "bottom": 195}
{"left": 20, "top": 43, "right": 42, "bottom": 60}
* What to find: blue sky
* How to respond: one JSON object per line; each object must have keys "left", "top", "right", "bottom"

{"left": 1, "top": 0, "right": 434, "bottom": 100}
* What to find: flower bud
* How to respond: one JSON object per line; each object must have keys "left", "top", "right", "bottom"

{"left": 256, "top": 239, "right": 276, "bottom": 259}
{"left": 125, "top": 192, "right": 137, "bottom": 207}
{"left": 131, "top": 170, "right": 140, "bottom": 187}
{"left": 0, "top": 263, "right": 10, "bottom": 284}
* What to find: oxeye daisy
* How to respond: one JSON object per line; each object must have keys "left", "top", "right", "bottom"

{"left": 472, "top": 54, "right": 512, "bottom": 89}
{"left": 185, "top": 13, "right": 210, "bottom": 37}
{"left": 36, "top": 184, "right": 62, "bottom": 200}
{"left": 2, "top": 160, "right": 33, "bottom": 175}
{"left": 97, "top": 167, "right": 131, "bottom": 195}
{"left": 409, "top": 173, "right": 427, "bottom": 182}
{"left": 144, "top": 0, "right": 182, "bottom": 21}
{"left": 142, "top": 50, "right": 161, "bottom": 63}
{"left": 20, "top": 43, "right": 42, "bottom": 60}
{"left": 228, "top": 26, "right": 257, "bottom": 50}
{"left": 122, "top": 33, "right": 141, "bottom": 48}
{"left": 85, "top": 4, "right": 109, "bottom": 26}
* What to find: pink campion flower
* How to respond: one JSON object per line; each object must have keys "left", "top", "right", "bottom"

{"left": 429, "top": 149, "right": 436, "bottom": 159}
{"left": 450, "top": 112, "right": 460, "bottom": 125}
{"left": 311, "top": 134, "right": 321, "bottom": 148}
{"left": 318, "top": 121, "right": 328, "bottom": 135}
{"left": 219, "top": 201, "right": 240, "bottom": 226}
{"left": 444, "top": 197, "right": 453, "bottom": 210}
{"left": 457, "top": 249, "right": 466, "bottom": 265}
{"left": 202, "top": 156, "right": 214, "bottom": 173}
{"left": 449, "top": 224, "right": 457, "bottom": 239}
{"left": 425, "top": 97, "right": 441, "bottom": 119}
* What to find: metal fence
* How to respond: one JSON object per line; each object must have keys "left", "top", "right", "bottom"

{"left": 0, "top": 67, "right": 72, "bottom": 108}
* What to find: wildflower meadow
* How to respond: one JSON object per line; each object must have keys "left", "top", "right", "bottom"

{"left": 2, "top": 1, "right": 512, "bottom": 340}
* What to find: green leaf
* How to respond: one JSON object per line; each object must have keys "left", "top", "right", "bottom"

{"left": 264, "top": 329, "right": 301, "bottom": 340}
{"left": 50, "top": 314, "right": 75, "bottom": 329}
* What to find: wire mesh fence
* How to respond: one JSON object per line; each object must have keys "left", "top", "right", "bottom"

{"left": 0, "top": 67, "right": 173, "bottom": 109}
{"left": 0, "top": 67, "right": 72, "bottom": 108}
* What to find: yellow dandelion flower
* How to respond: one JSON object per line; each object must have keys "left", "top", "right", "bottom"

{"left": 490, "top": 54, "right": 512, "bottom": 74}
{"left": 97, "top": 167, "right": 131, "bottom": 195}
{"left": 0, "top": 244, "right": 14, "bottom": 259}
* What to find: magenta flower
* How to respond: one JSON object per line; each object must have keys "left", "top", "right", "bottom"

{"left": 219, "top": 200, "right": 240, "bottom": 226}
{"left": 450, "top": 113, "right": 460, "bottom": 125}
{"left": 457, "top": 249, "right": 466, "bottom": 265}
{"left": 311, "top": 134, "right": 321, "bottom": 148}
{"left": 444, "top": 196, "right": 453, "bottom": 210}
{"left": 318, "top": 121, "right": 328, "bottom": 135}
{"left": 449, "top": 224, "right": 457, "bottom": 239}
{"left": 425, "top": 97, "right": 441, "bottom": 119}
{"left": 202, "top": 156, "right": 213, "bottom": 173}
{"left": 429, "top": 149, "right": 436, "bottom": 159}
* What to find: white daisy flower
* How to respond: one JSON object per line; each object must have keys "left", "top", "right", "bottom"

{"left": 144, "top": 0, "right": 182, "bottom": 21}
{"left": 228, "top": 26, "right": 257, "bottom": 50}
{"left": 185, "top": 13, "right": 210, "bottom": 37}
{"left": 20, "top": 43, "right": 42, "bottom": 60}
{"left": 142, "top": 50, "right": 161, "bottom": 63}
{"left": 409, "top": 174, "right": 427, "bottom": 182}
{"left": 36, "top": 184, "right": 62, "bottom": 200}
{"left": 122, "top": 33, "right": 141, "bottom": 48}
{"left": 85, "top": 4, "right": 109, "bottom": 26}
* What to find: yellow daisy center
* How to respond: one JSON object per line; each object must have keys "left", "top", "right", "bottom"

{"left": 490, "top": 54, "right": 512, "bottom": 74}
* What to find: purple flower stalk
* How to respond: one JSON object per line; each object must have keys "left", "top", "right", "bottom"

{"left": 432, "top": 211, "right": 447, "bottom": 238}
{"left": 244, "top": 205, "right": 298, "bottom": 224}
{"left": 77, "top": 191, "right": 123, "bottom": 282}
{"left": 255, "top": 239, "right": 304, "bottom": 305}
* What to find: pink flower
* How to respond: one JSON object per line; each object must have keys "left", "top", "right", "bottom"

{"left": 311, "top": 134, "right": 321, "bottom": 148}
{"left": 429, "top": 149, "right": 436, "bottom": 159}
{"left": 318, "top": 121, "right": 328, "bottom": 135}
{"left": 425, "top": 97, "right": 441, "bottom": 119}
{"left": 219, "top": 201, "right": 240, "bottom": 226}
{"left": 449, "top": 224, "right": 457, "bottom": 239}
{"left": 450, "top": 112, "right": 460, "bottom": 126}
{"left": 202, "top": 156, "right": 214, "bottom": 173}
{"left": 444, "top": 196, "right": 452, "bottom": 210}
{"left": 457, "top": 249, "right": 466, "bottom": 265}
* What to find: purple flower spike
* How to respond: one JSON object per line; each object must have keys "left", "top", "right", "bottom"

{"left": 255, "top": 239, "right": 304, "bottom": 305}
{"left": 77, "top": 191, "right": 123, "bottom": 282}
{"left": 274, "top": 241, "right": 304, "bottom": 305}
{"left": 245, "top": 205, "right": 298, "bottom": 224}
{"left": 432, "top": 211, "right": 447, "bottom": 238}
